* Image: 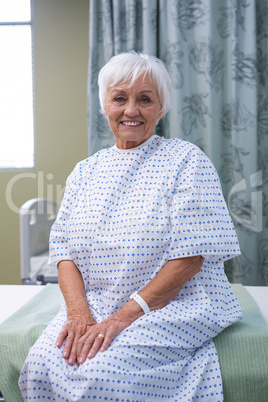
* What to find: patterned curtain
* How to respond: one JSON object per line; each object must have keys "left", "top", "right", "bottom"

{"left": 87, "top": 0, "right": 268, "bottom": 286}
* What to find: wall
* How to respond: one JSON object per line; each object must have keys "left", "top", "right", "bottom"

{"left": 0, "top": 0, "right": 89, "bottom": 284}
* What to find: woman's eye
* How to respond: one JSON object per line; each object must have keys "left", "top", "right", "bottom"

{"left": 114, "top": 97, "right": 125, "bottom": 103}
{"left": 140, "top": 97, "right": 151, "bottom": 104}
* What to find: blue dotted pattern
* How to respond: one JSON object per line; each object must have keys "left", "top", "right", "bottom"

{"left": 19, "top": 136, "right": 241, "bottom": 400}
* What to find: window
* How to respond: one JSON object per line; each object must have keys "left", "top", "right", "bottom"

{"left": 0, "top": 0, "right": 34, "bottom": 168}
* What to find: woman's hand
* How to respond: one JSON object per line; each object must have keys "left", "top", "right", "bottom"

{"left": 76, "top": 301, "right": 144, "bottom": 365}
{"left": 57, "top": 260, "right": 98, "bottom": 366}
{"left": 57, "top": 296, "right": 142, "bottom": 366}
{"left": 56, "top": 307, "right": 97, "bottom": 365}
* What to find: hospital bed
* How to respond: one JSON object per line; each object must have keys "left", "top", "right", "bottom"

{"left": 0, "top": 284, "right": 267, "bottom": 401}
{"left": 0, "top": 198, "right": 267, "bottom": 401}
{"left": 19, "top": 198, "right": 58, "bottom": 284}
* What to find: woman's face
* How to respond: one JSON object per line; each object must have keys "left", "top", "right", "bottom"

{"left": 104, "top": 74, "right": 164, "bottom": 149}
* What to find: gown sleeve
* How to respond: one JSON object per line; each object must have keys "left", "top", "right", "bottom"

{"left": 168, "top": 143, "right": 240, "bottom": 262}
{"left": 48, "top": 163, "right": 81, "bottom": 267}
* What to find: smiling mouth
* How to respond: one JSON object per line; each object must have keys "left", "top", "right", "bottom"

{"left": 121, "top": 121, "right": 143, "bottom": 126}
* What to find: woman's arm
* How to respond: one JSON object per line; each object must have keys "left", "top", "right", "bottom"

{"left": 138, "top": 255, "right": 204, "bottom": 310}
{"left": 56, "top": 260, "right": 97, "bottom": 365}
{"left": 77, "top": 255, "right": 204, "bottom": 364}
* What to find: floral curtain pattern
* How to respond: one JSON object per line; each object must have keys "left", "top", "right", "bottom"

{"left": 87, "top": 0, "right": 268, "bottom": 285}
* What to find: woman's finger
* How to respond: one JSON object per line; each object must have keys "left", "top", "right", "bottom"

{"left": 55, "top": 326, "right": 68, "bottom": 348}
{"left": 87, "top": 333, "right": 106, "bottom": 359}
{"left": 77, "top": 331, "right": 97, "bottom": 364}
{"left": 100, "top": 332, "right": 113, "bottom": 353}
{"left": 76, "top": 331, "right": 90, "bottom": 362}
{"left": 62, "top": 329, "right": 75, "bottom": 360}
{"left": 67, "top": 332, "right": 82, "bottom": 365}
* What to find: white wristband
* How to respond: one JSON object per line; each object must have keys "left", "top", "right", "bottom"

{"left": 130, "top": 291, "right": 150, "bottom": 314}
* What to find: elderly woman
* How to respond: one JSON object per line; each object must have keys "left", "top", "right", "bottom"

{"left": 19, "top": 52, "right": 241, "bottom": 401}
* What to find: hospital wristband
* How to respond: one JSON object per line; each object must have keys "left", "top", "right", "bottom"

{"left": 130, "top": 291, "right": 150, "bottom": 314}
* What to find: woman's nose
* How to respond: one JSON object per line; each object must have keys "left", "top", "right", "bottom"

{"left": 124, "top": 100, "right": 139, "bottom": 116}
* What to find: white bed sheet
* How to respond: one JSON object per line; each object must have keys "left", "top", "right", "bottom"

{"left": 245, "top": 286, "right": 268, "bottom": 324}
{"left": 0, "top": 285, "right": 43, "bottom": 325}
{"left": 0, "top": 285, "right": 267, "bottom": 325}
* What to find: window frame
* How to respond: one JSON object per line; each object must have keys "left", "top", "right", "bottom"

{"left": 0, "top": 0, "right": 35, "bottom": 170}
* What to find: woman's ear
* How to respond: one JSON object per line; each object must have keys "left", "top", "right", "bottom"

{"left": 158, "top": 108, "right": 165, "bottom": 121}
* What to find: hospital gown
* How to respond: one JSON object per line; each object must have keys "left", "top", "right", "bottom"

{"left": 19, "top": 135, "right": 242, "bottom": 401}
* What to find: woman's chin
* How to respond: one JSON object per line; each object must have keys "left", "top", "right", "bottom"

{"left": 114, "top": 131, "right": 153, "bottom": 149}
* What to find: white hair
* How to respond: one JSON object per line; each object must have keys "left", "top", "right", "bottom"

{"left": 98, "top": 51, "right": 171, "bottom": 117}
